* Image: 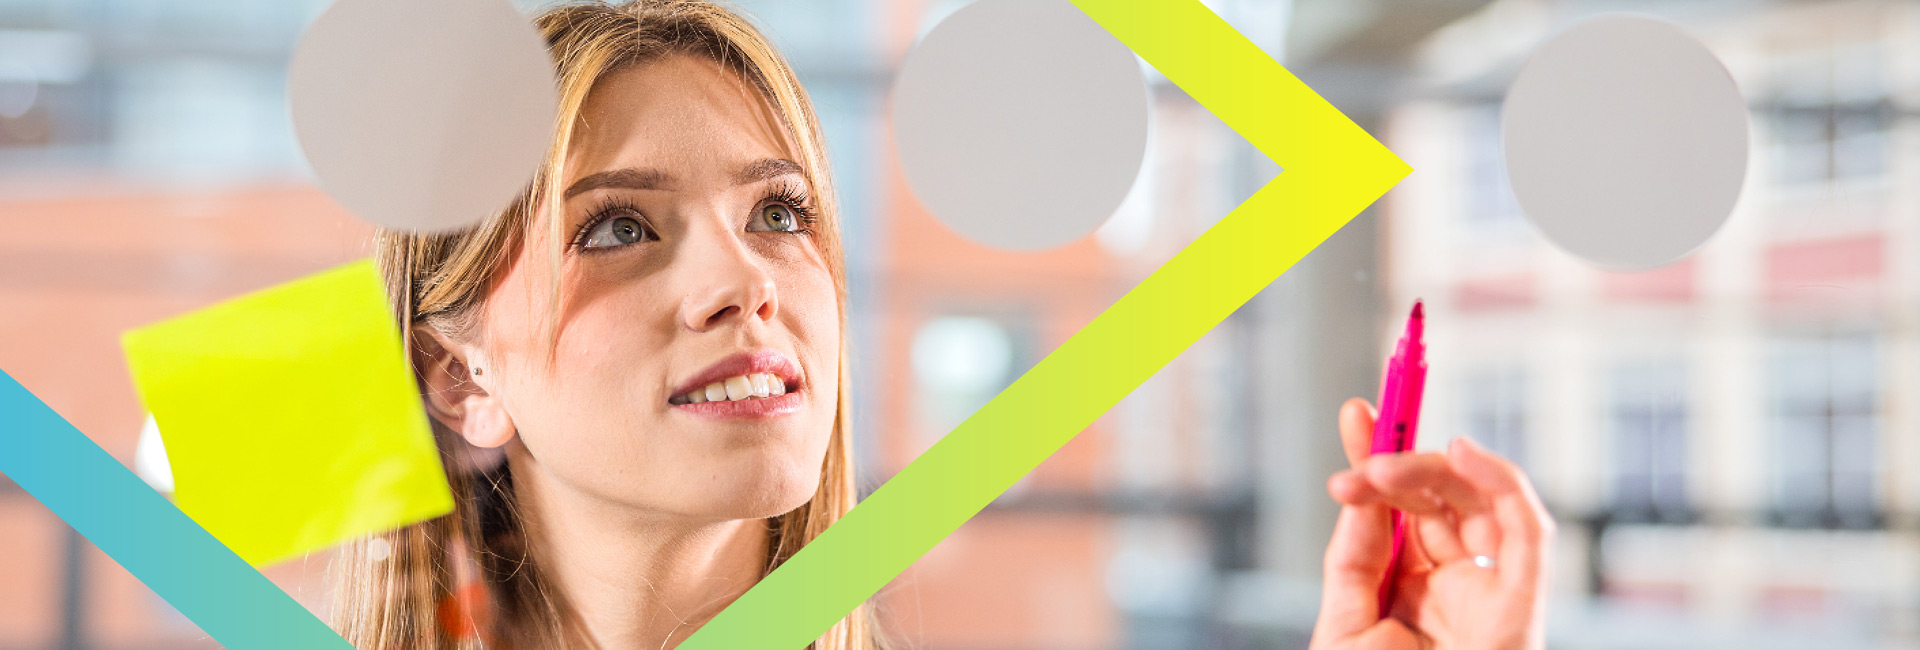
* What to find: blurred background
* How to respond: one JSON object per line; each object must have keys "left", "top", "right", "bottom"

{"left": 0, "top": 0, "right": 1916, "bottom": 648}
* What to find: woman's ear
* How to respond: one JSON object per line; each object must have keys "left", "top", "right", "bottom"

{"left": 414, "top": 326, "right": 517, "bottom": 449}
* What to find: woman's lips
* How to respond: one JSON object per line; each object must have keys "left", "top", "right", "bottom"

{"left": 669, "top": 348, "right": 802, "bottom": 398}
{"left": 668, "top": 348, "right": 805, "bottom": 419}
{"left": 672, "top": 390, "right": 803, "bottom": 419}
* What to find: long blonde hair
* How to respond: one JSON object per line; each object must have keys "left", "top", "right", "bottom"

{"left": 332, "top": 1, "right": 870, "bottom": 648}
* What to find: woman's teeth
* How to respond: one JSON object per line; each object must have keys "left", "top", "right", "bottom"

{"left": 673, "top": 372, "right": 788, "bottom": 405}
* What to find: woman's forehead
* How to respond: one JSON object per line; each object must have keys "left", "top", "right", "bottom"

{"left": 565, "top": 54, "right": 795, "bottom": 187}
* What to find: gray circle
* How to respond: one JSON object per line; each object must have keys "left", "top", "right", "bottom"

{"left": 289, "top": 0, "right": 558, "bottom": 233}
{"left": 891, "top": 0, "right": 1150, "bottom": 251}
{"left": 1502, "top": 14, "right": 1749, "bottom": 270}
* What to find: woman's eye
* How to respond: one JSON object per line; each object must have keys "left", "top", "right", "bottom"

{"left": 748, "top": 203, "right": 800, "bottom": 233}
{"left": 583, "top": 216, "right": 650, "bottom": 248}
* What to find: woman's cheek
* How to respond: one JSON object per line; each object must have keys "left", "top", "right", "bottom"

{"left": 788, "top": 275, "right": 839, "bottom": 353}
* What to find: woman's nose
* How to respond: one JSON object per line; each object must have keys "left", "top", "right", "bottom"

{"left": 678, "top": 228, "right": 779, "bottom": 332}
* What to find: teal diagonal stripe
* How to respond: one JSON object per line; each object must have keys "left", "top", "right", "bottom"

{"left": 0, "top": 369, "right": 352, "bottom": 650}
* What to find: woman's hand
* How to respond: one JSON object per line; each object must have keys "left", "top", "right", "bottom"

{"left": 1309, "top": 398, "right": 1554, "bottom": 650}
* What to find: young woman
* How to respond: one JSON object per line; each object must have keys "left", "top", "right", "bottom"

{"left": 330, "top": 1, "right": 1553, "bottom": 648}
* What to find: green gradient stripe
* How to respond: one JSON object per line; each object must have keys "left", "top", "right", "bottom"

{"left": 680, "top": 0, "right": 1411, "bottom": 648}
{"left": 0, "top": 370, "right": 353, "bottom": 649}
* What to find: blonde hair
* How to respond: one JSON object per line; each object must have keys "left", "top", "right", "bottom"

{"left": 331, "top": 1, "right": 871, "bottom": 648}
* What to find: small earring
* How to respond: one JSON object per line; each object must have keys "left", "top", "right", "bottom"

{"left": 471, "top": 366, "right": 483, "bottom": 376}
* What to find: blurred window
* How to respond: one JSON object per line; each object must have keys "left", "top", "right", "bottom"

{"left": 911, "top": 315, "right": 1022, "bottom": 441}
{"left": 111, "top": 59, "right": 299, "bottom": 180}
{"left": 1607, "top": 359, "right": 1690, "bottom": 523}
{"left": 1764, "top": 43, "right": 1890, "bottom": 189}
{"left": 1768, "top": 103, "right": 1890, "bottom": 187}
{"left": 1464, "top": 103, "right": 1525, "bottom": 230}
{"left": 0, "top": 0, "right": 325, "bottom": 179}
{"left": 1830, "top": 104, "right": 1888, "bottom": 182}
{"left": 1462, "top": 364, "right": 1527, "bottom": 469}
{"left": 1768, "top": 334, "right": 1880, "bottom": 528}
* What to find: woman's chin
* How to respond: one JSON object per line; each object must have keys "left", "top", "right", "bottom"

{"left": 669, "top": 416, "right": 836, "bottom": 519}
{"left": 738, "top": 477, "right": 824, "bottom": 520}
{"left": 677, "top": 463, "right": 823, "bottom": 521}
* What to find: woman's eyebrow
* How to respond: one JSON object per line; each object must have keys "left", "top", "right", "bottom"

{"left": 733, "top": 157, "right": 803, "bottom": 185}
{"left": 561, "top": 158, "right": 802, "bottom": 200}
{"left": 564, "top": 167, "right": 669, "bottom": 199}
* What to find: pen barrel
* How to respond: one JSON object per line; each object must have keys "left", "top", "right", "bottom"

{"left": 1370, "top": 363, "right": 1405, "bottom": 455}
{"left": 1398, "top": 357, "right": 1427, "bottom": 448}
{"left": 1371, "top": 303, "right": 1427, "bottom": 620}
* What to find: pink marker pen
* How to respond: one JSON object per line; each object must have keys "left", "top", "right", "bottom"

{"left": 1371, "top": 300, "right": 1428, "bottom": 619}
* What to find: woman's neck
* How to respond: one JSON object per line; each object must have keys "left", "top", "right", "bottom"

{"left": 510, "top": 450, "right": 769, "bottom": 649}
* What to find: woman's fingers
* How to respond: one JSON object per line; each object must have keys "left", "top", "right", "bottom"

{"left": 1448, "top": 436, "right": 1556, "bottom": 588}
{"left": 1387, "top": 508, "right": 1437, "bottom": 579}
{"left": 1333, "top": 452, "right": 1505, "bottom": 565}
{"left": 1367, "top": 454, "right": 1492, "bottom": 517}
{"left": 1314, "top": 497, "right": 1398, "bottom": 642}
{"left": 1329, "top": 468, "right": 1448, "bottom": 515}
{"left": 1337, "top": 455, "right": 1491, "bottom": 517}
{"left": 1330, "top": 475, "right": 1468, "bottom": 584}
{"left": 1374, "top": 452, "right": 1502, "bottom": 563}
{"left": 1339, "top": 398, "right": 1377, "bottom": 469}
{"left": 1412, "top": 510, "right": 1469, "bottom": 569}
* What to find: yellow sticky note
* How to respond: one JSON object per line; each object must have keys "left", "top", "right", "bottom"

{"left": 123, "top": 260, "right": 450, "bottom": 567}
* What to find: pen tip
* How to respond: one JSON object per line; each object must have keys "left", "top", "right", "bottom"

{"left": 1411, "top": 300, "right": 1424, "bottom": 319}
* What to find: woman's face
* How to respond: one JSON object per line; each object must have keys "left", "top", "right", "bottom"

{"left": 453, "top": 54, "right": 839, "bottom": 521}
